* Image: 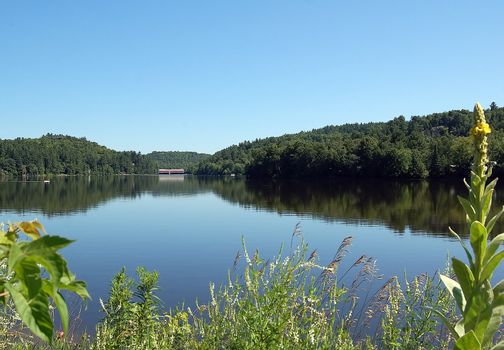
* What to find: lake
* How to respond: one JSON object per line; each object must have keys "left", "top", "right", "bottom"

{"left": 1, "top": 175, "right": 503, "bottom": 331}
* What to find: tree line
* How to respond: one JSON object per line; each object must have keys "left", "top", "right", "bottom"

{"left": 196, "top": 103, "right": 504, "bottom": 178}
{"left": 0, "top": 134, "right": 157, "bottom": 177}
{"left": 0, "top": 135, "right": 215, "bottom": 177}
{"left": 145, "top": 151, "right": 211, "bottom": 173}
{"left": 2, "top": 104, "right": 503, "bottom": 178}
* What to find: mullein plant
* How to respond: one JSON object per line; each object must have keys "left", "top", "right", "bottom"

{"left": 438, "top": 103, "right": 504, "bottom": 349}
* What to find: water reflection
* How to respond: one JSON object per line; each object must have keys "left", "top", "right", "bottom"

{"left": 0, "top": 176, "right": 501, "bottom": 237}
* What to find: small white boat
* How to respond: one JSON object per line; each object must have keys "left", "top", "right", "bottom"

{"left": 43, "top": 180, "right": 50, "bottom": 184}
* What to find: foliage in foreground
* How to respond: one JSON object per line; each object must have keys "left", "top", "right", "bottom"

{"left": 439, "top": 103, "right": 504, "bottom": 349}
{"left": 0, "top": 233, "right": 456, "bottom": 349}
{"left": 93, "top": 236, "right": 455, "bottom": 349}
{"left": 3, "top": 103, "right": 504, "bottom": 349}
{"left": 0, "top": 221, "right": 89, "bottom": 343}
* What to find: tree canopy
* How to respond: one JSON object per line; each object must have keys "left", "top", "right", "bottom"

{"left": 3, "top": 104, "right": 504, "bottom": 179}
{"left": 145, "top": 151, "right": 211, "bottom": 173}
{"left": 0, "top": 134, "right": 156, "bottom": 177}
{"left": 196, "top": 105, "right": 504, "bottom": 179}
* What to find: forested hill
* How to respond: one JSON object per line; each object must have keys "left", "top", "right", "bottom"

{"left": 196, "top": 104, "right": 504, "bottom": 178}
{"left": 0, "top": 134, "right": 157, "bottom": 176}
{"left": 145, "top": 151, "right": 211, "bottom": 173}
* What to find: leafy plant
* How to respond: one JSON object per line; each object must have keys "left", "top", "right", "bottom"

{"left": 373, "top": 271, "right": 455, "bottom": 350}
{"left": 0, "top": 220, "right": 89, "bottom": 343}
{"left": 96, "top": 266, "right": 161, "bottom": 350}
{"left": 438, "top": 103, "right": 504, "bottom": 349}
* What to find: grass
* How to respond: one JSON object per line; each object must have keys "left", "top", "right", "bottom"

{"left": 1, "top": 232, "right": 458, "bottom": 349}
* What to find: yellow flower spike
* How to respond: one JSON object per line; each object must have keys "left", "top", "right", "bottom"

{"left": 471, "top": 122, "right": 491, "bottom": 137}
{"left": 471, "top": 102, "right": 491, "bottom": 177}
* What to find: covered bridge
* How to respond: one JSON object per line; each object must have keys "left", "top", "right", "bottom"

{"left": 159, "top": 168, "right": 185, "bottom": 175}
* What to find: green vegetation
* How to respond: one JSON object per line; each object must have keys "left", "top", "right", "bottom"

{"left": 0, "top": 135, "right": 211, "bottom": 178}
{"left": 0, "top": 235, "right": 456, "bottom": 349}
{"left": 3, "top": 104, "right": 504, "bottom": 179}
{"left": 0, "top": 220, "right": 89, "bottom": 343}
{"left": 438, "top": 104, "right": 504, "bottom": 349}
{"left": 88, "top": 237, "right": 456, "bottom": 350}
{"left": 0, "top": 103, "right": 503, "bottom": 348}
{"left": 197, "top": 104, "right": 504, "bottom": 179}
{"left": 146, "top": 151, "right": 211, "bottom": 173}
{"left": 0, "top": 134, "right": 156, "bottom": 177}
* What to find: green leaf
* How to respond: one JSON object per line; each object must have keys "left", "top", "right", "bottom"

{"left": 494, "top": 295, "right": 504, "bottom": 307}
{"left": 453, "top": 287, "right": 466, "bottom": 315}
{"left": 483, "top": 296, "right": 504, "bottom": 347}
{"left": 470, "top": 221, "right": 488, "bottom": 269}
{"left": 53, "top": 292, "right": 69, "bottom": 334}
{"left": 455, "top": 319, "right": 465, "bottom": 338}
{"left": 487, "top": 207, "right": 504, "bottom": 236}
{"left": 24, "top": 236, "right": 74, "bottom": 253}
{"left": 452, "top": 258, "right": 474, "bottom": 300}
{"left": 459, "top": 196, "right": 477, "bottom": 222}
{"left": 454, "top": 330, "right": 481, "bottom": 350}
{"left": 7, "top": 243, "right": 24, "bottom": 274}
{"left": 60, "top": 280, "right": 90, "bottom": 300}
{"left": 494, "top": 279, "right": 504, "bottom": 294}
{"left": 0, "top": 233, "right": 13, "bottom": 247}
{"left": 440, "top": 274, "right": 466, "bottom": 312}
{"left": 485, "top": 233, "right": 504, "bottom": 265}
{"left": 463, "top": 281, "right": 494, "bottom": 343}
{"left": 463, "top": 177, "right": 471, "bottom": 191}
{"left": 425, "top": 306, "right": 462, "bottom": 339}
{"left": 41, "top": 281, "right": 70, "bottom": 334}
{"left": 5, "top": 230, "right": 17, "bottom": 242}
{"left": 481, "top": 189, "right": 494, "bottom": 221}
{"left": 483, "top": 233, "right": 504, "bottom": 262}
{"left": 449, "top": 227, "right": 475, "bottom": 269}
{"left": 4, "top": 282, "right": 53, "bottom": 343}
{"left": 481, "top": 251, "right": 504, "bottom": 281}
{"left": 13, "top": 258, "right": 42, "bottom": 300}
{"left": 471, "top": 172, "right": 481, "bottom": 189}
{"left": 484, "top": 177, "right": 498, "bottom": 196}
{"left": 22, "top": 236, "right": 74, "bottom": 288}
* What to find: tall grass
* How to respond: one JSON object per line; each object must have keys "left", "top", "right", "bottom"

{"left": 1, "top": 232, "right": 457, "bottom": 349}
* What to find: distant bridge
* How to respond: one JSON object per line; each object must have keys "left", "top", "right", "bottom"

{"left": 159, "top": 168, "right": 185, "bottom": 175}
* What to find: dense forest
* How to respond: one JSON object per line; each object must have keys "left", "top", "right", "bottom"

{"left": 196, "top": 103, "right": 504, "bottom": 178}
{"left": 0, "top": 134, "right": 157, "bottom": 177}
{"left": 2, "top": 104, "right": 504, "bottom": 178}
{"left": 0, "top": 136, "right": 211, "bottom": 177}
{"left": 145, "top": 151, "right": 210, "bottom": 173}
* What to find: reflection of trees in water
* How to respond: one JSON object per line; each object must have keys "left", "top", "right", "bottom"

{"left": 0, "top": 176, "right": 154, "bottom": 216}
{"left": 210, "top": 178, "right": 504, "bottom": 237}
{"left": 0, "top": 176, "right": 502, "bottom": 237}
{"left": 0, "top": 176, "right": 209, "bottom": 216}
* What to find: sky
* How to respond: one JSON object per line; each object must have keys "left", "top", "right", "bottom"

{"left": 1, "top": 1, "right": 503, "bottom": 154}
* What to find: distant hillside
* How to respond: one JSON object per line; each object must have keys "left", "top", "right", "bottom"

{"left": 0, "top": 134, "right": 157, "bottom": 177}
{"left": 145, "top": 151, "right": 211, "bottom": 173}
{"left": 196, "top": 104, "right": 504, "bottom": 178}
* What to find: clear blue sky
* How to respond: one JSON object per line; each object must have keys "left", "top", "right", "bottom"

{"left": 1, "top": 1, "right": 503, "bottom": 154}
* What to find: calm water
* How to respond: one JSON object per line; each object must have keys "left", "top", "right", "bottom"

{"left": 1, "top": 175, "right": 503, "bottom": 330}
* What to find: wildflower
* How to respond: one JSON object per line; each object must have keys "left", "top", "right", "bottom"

{"left": 471, "top": 103, "right": 491, "bottom": 176}
{"left": 471, "top": 121, "right": 491, "bottom": 137}
{"left": 308, "top": 327, "right": 315, "bottom": 345}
